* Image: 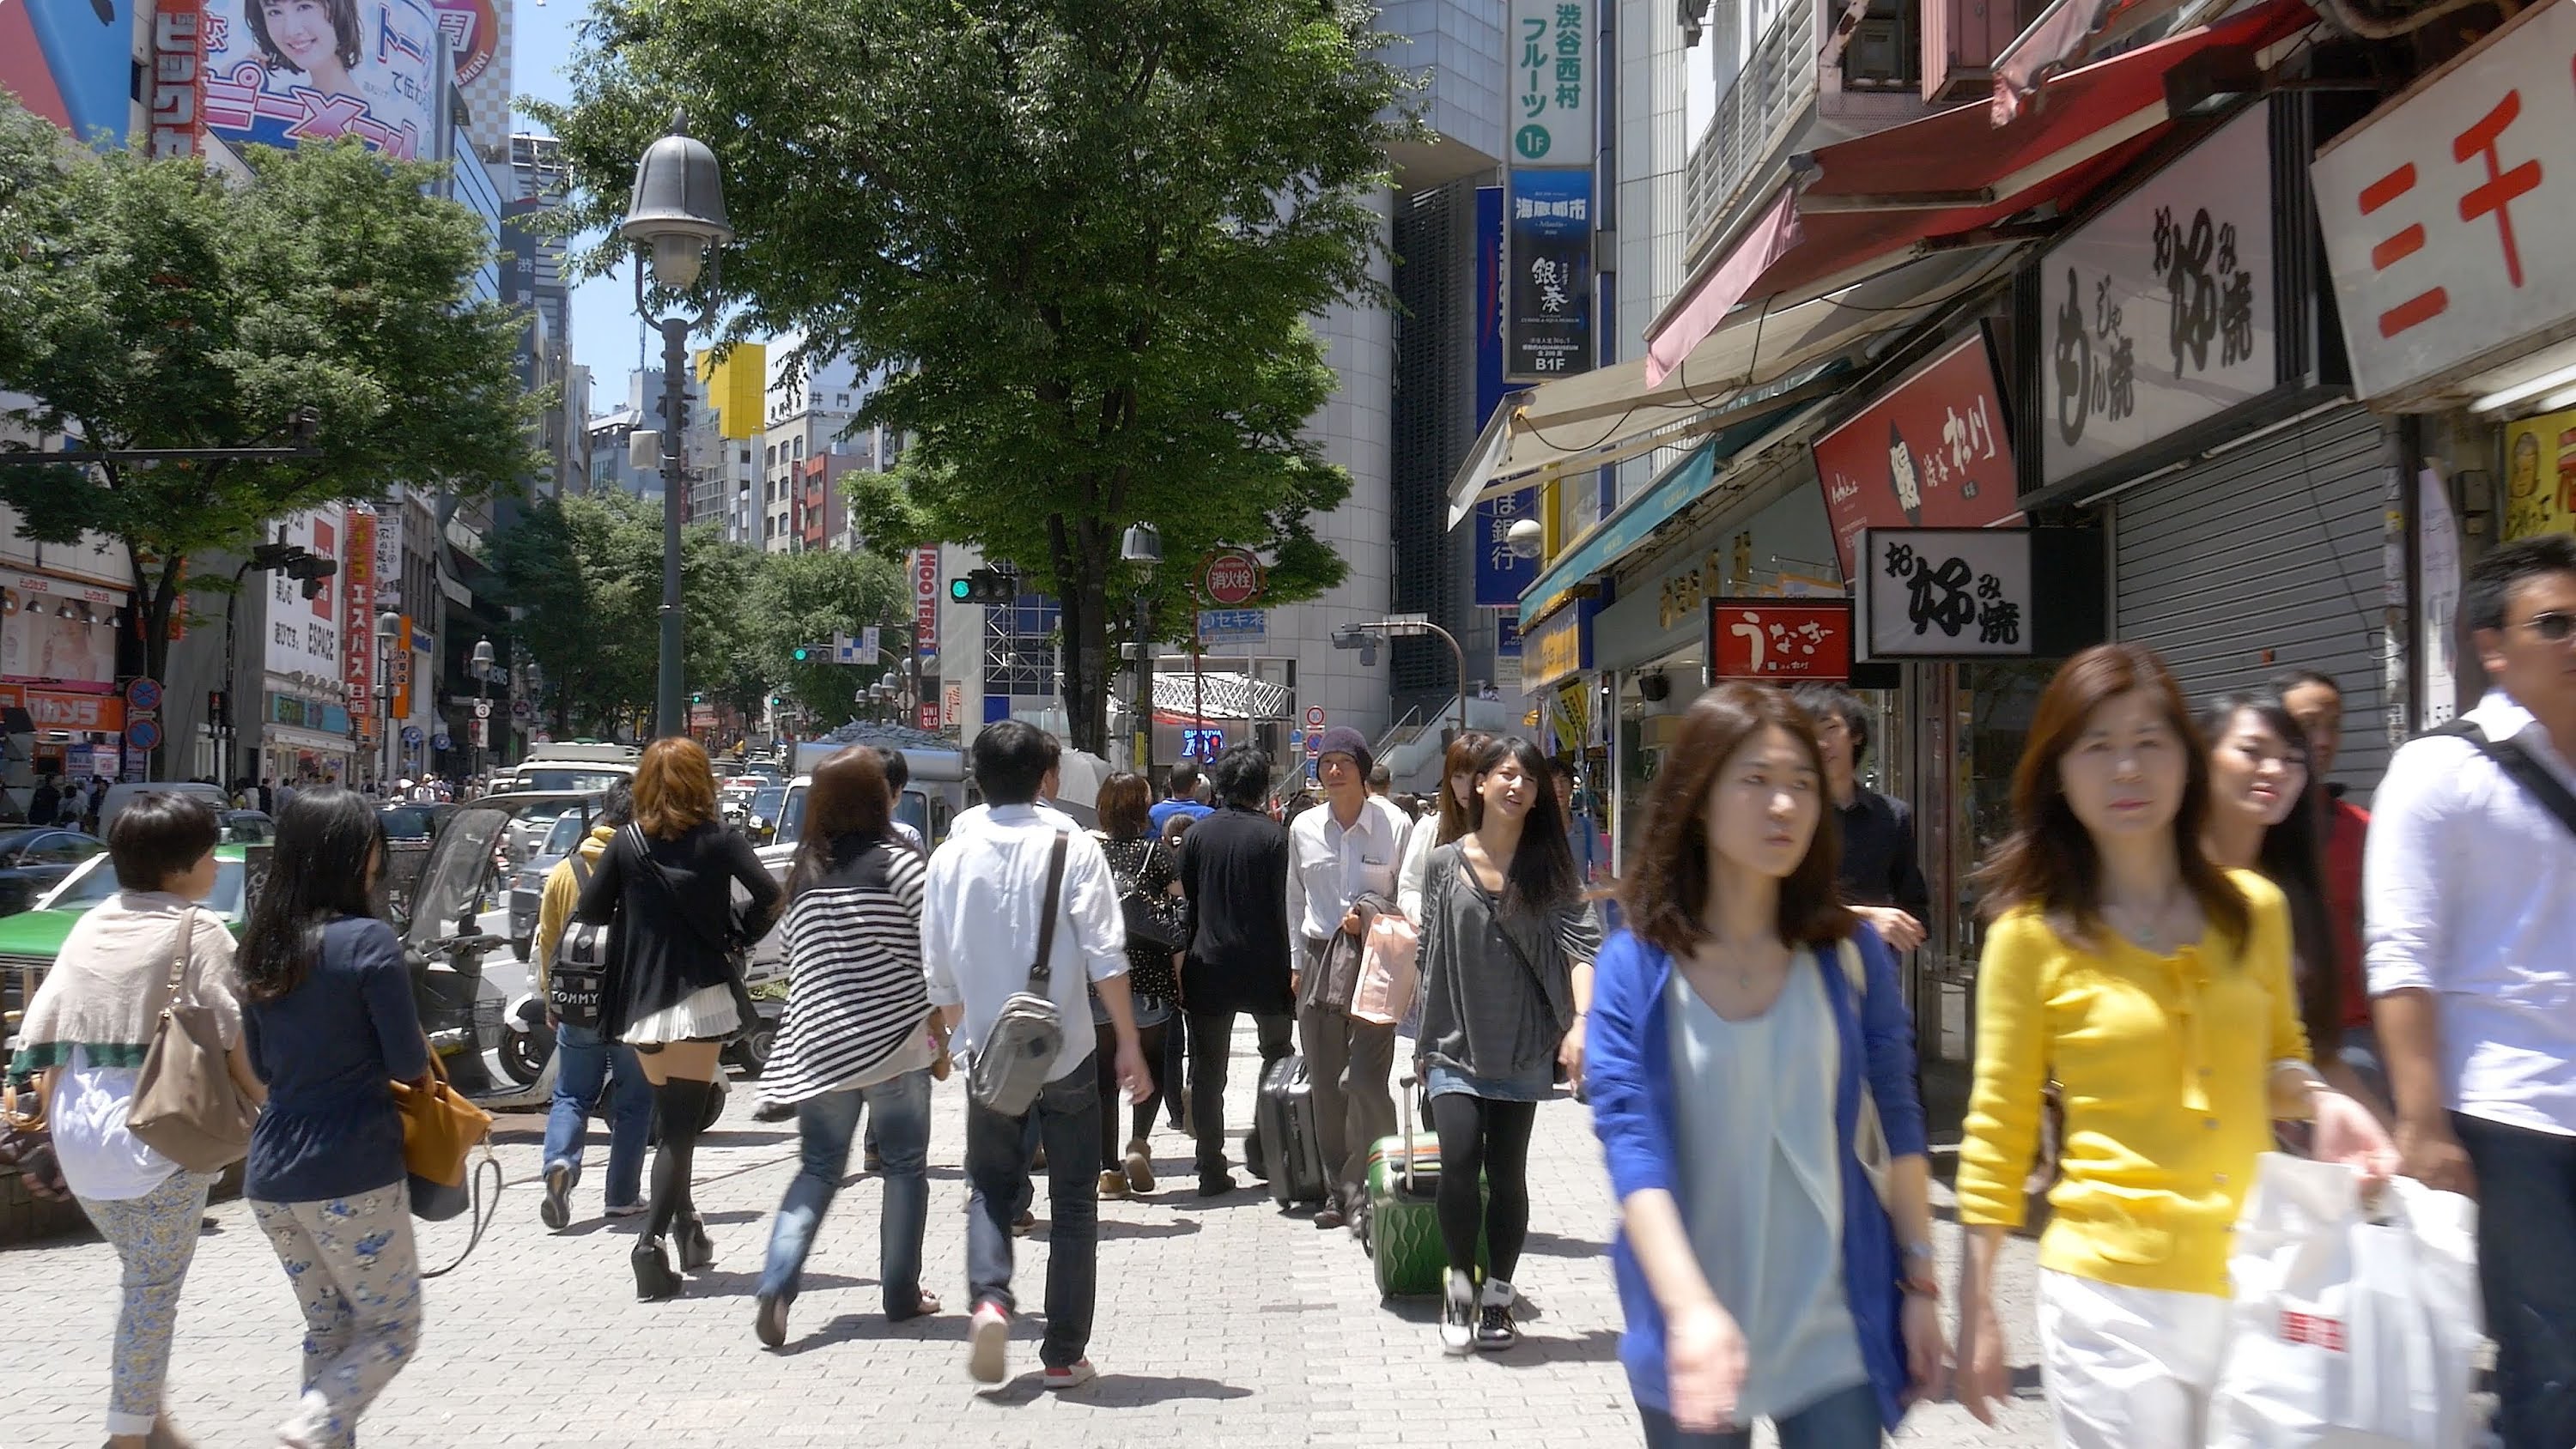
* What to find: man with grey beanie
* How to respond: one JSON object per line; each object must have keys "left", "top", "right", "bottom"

{"left": 1285, "top": 724, "right": 1417, "bottom": 1232}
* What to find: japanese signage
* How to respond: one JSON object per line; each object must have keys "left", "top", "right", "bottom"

{"left": 392, "top": 615, "right": 414, "bottom": 723}
{"left": 942, "top": 681, "right": 963, "bottom": 729}
{"left": 912, "top": 548, "right": 939, "bottom": 659}
{"left": 1476, "top": 487, "right": 1541, "bottom": 606}
{"left": 0, "top": 685, "right": 123, "bottom": 732}
{"left": 265, "top": 506, "right": 342, "bottom": 681}
{"left": 2313, "top": 1, "right": 2576, "bottom": 404}
{"left": 1812, "top": 333, "right": 2022, "bottom": 575}
{"left": 1508, "top": 0, "right": 1591, "bottom": 165}
{"left": 265, "top": 692, "right": 351, "bottom": 736}
{"left": 149, "top": 0, "right": 204, "bottom": 156}
{"left": 1200, "top": 550, "right": 1265, "bottom": 607}
{"left": 1707, "top": 600, "right": 1854, "bottom": 682}
{"left": 1497, "top": 612, "right": 1522, "bottom": 658}
{"left": 2504, "top": 408, "right": 2576, "bottom": 541}
{"left": 1521, "top": 603, "right": 1594, "bottom": 693}
{"left": 1506, "top": 167, "right": 1595, "bottom": 381}
{"left": 1857, "top": 529, "right": 2033, "bottom": 659}
{"left": 3, "top": 0, "right": 138, "bottom": 148}
{"left": 1473, "top": 185, "right": 1541, "bottom": 605}
{"left": 1197, "top": 609, "right": 1266, "bottom": 646}
{"left": 201, "top": 0, "right": 442, "bottom": 160}
{"left": 343, "top": 508, "right": 375, "bottom": 742}
{"left": 2040, "top": 100, "right": 2276, "bottom": 486}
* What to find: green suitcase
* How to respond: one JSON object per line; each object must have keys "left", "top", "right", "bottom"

{"left": 1364, "top": 1076, "right": 1485, "bottom": 1300}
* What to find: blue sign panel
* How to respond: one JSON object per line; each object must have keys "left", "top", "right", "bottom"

{"left": 1197, "top": 609, "right": 1266, "bottom": 646}
{"left": 1504, "top": 167, "right": 1595, "bottom": 382}
{"left": 1496, "top": 612, "right": 1522, "bottom": 658}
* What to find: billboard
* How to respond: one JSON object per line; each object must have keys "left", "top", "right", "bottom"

{"left": 1505, "top": 167, "right": 1594, "bottom": 381}
{"left": 202, "top": 0, "right": 441, "bottom": 161}
{"left": 264, "top": 505, "right": 343, "bottom": 682}
{"left": 429, "top": 0, "right": 507, "bottom": 155}
{"left": 1, "top": 0, "right": 137, "bottom": 146}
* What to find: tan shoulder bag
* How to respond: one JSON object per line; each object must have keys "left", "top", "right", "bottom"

{"left": 128, "top": 908, "right": 261, "bottom": 1173}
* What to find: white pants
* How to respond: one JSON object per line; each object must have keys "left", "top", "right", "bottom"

{"left": 2037, "top": 1268, "right": 2233, "bottom": 1449}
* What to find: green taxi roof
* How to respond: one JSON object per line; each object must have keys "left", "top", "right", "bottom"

{"left": 0, "top": 843, "right": 252, "bottom": 965}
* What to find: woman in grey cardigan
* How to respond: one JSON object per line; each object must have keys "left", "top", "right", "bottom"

{"left": 1414, "top": 735, "right": 1601, "bottom": 1356}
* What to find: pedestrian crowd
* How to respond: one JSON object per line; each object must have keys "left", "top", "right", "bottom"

{"left": 8, "top": 533, "right": 2576, "bottom": 1446}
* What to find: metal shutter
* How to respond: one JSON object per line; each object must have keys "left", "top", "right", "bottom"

{"left": 2113, "top": 404, "right": 2393, "bottom": 801}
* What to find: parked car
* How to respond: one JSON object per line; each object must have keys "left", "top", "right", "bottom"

{"left": 0, "top": 828, "right": 106, "bottom": 918}
{"left": 379, "top": 802, "right": 456, "bottom": 843}
{"left": 217, "top": 809, "right": 276, "bottom": 844}
{"left": 0, "top": 844, "right": 252, "bottom": 1056}
{"left": 506, "top": 806, "right": 597, "bottom": 959}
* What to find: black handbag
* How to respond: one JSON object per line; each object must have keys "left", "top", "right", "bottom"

{"left": 1115, "top": 837, "right": 1187, "bottom": 953}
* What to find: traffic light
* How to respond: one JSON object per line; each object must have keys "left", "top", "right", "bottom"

{"left": 1331, "top": 624, "right": 1380, "bottom": 665}
{"left": 949, "top": 568, "right": 1014, "bottom": 604}
{"left": 283, "top": 554, "right": 337, "bottom": 600}
{"left": 791, "top": 645, "right": 812, "bottom": 662}
{"left": 206, "top": 689, "right": 231, "bottom": 730}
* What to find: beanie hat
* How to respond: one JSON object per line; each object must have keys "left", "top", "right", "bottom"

{"left": 1315, "top": 725, "right": 1374, "bottom": 780}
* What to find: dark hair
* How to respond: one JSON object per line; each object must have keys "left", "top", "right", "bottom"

{"left": 108, "top": 791, "right": 221, "bottom": 891}
{"left": 1619, "top": 685, "right": 1853, "bottom": 955}
{"left": 787, "top": 748, "right": 890, "bottom": 900}
{"left": 1975, "top": 643, "right": 2249, "bottom": 948}
{"left": 2464, "top": 533, "right": 2576, "bottom": 633}
{"left": 1435, "top": 731, "right": 1492, "bottom": 847}
{"left": 1167, "top": 761, "right": 1202, "bottom": 797}
{"left": 236, "top": 788, "right": 386, "bottom": 1004}
{"left": 1467, "top": 736, "right": 1582, "bottom": 919}
{"left": 246, "top": 0, "right": 363, "bottom": 74}
{"left": 971, "top": 720, "right": 1058, "bottom": 806}
{"left": 1161, "top": 811, "right": 1195, "bottom": 848}
{"left": 2199, "top": 691, "right": 2339, "bottom": 1046}
{"left": 873, "top": 746, "right": 909, "bottom": 792}
{"left": 1366, "top": 761, "right": 1393, "bottom": 792}
{"left": 1099, "top": 772, "right": 1153, "bottom": 839}
{"left": 2269, "top": 668, "right": 2342, "bottom": 700}
{"left": 1546, "top": 758, "right": 1576, "bottom": 782}
{"left": 1790, "top": 684, "right": 1870, "bottom": 767}
{"left": 597, "top": 779, "right": 635, "bottom": 829}
{"left": 635, "top": 737, "right": 719, "bottom": 839}
{"left": 1210, "top": 745, "right": 1270, "bottom": 807}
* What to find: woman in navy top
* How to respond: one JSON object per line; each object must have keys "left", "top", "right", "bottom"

{"left": 236, "top": 788, "right": 429, "bottom": 1449}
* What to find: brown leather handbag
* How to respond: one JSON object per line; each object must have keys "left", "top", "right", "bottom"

{"left": 390, "top": 1042, "right": 493, "bottom": 1221}
{"left": 128, "top": 909, "right": 260, "bottom": 1173}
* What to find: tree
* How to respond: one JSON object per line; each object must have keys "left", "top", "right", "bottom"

{"left": 741, "top": 548, "right": 909, "bottom": 721}
{"left": 532, "top": 0, "right": 1414, "bottom": 754}
{"left": 0, "top": 103, "right": 539, "bottom": 769}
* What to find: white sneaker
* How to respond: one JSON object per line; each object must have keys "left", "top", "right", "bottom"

{"left": 1042, "top": 1359, "right": 1097, "bottom": 1391}
{"left": 1475, "top": 1278, "right": 1519, "bottom": 1351}
{"left": 1439, "top": 1271, "right": 1476, "bottom": 1355}
{"left": 968, "top": 1300, "right": 1010, "bottom": 1385}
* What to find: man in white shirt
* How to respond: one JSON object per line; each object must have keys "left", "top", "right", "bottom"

{"left": 924, "top": 720, "right": 1146, "bottom": 1392}
{"left": 2366, "top": 533, "right": 2576, "bottom": 1449}
{"left": 1286, "top": 726, "right": 1414, "bottom": 1230}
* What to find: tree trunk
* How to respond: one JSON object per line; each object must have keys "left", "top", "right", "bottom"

{"left": 1048, "top": 512, "right": 1115, "bottom": 758}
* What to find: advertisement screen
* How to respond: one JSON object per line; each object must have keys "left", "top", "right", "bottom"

{"left": 1, "top": 0, "right": 137, "bottom": 144}
{"left": 202, "top": 0, "right": 441, "bottom": 160}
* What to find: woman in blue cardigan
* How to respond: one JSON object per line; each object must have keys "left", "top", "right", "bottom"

{"left": 1587, "top": 684, "right": 1944, "bottom": 1446}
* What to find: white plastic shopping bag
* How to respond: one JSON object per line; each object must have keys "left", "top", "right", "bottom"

{"left": 2210, "top": 1152, "right": 2482, "bottom": 1449}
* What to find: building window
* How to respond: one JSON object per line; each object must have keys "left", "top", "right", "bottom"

{"left": 765, "top": 444, "right": 775, "bottom": 466}
{"left": 794, "top": 437, "right": 805, "bottom": 458}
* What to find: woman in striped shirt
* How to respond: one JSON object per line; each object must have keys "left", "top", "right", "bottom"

{"left": 751, "top": 747, "right": 949, "bottom": 1349}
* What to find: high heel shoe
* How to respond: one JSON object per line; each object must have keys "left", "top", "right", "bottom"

{"left": 676, "top": 1214, "right": 714, "bottom": 1272}
{"left": 632, "top": 1237, "right": 681, "bottom": 1300}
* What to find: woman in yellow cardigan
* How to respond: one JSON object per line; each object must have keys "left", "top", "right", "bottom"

{"left": 1952, "top": 644, "right": 2394, "bottom": 1448}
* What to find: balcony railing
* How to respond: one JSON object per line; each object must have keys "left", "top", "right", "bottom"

{"left": 1684, "top": 0, "right": 1822, "bottom": 263}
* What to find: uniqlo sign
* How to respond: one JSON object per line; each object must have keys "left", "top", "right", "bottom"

{"left": 1705, "top": 600, "right": 1853, "bottom": 682}
{"left": 2313, "top": 0, "right": 2576, "bottom": 403}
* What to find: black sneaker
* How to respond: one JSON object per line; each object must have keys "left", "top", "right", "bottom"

{"left": 539, "top": 1161, "right": 573, "bottom": 1231}
{"left": 1196, "top": 1172, "right": 1237, "bottom": 1197}
{"left": 1474, "top": 1282, "right": 1518, "bottom": 1351}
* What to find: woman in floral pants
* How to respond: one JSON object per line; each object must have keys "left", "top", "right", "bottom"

{"left": 251, "top": 1186, "right": 422, "bottom": 1449}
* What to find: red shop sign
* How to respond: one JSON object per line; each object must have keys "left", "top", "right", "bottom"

{"left": 0, "top": 684, "right": 126, "bottom": 731}
{"left": 1706, "top": 599, "right": 1853, "bottom": 682}
{"left": 1812, "top": 331, "right": 2021, "bottom": 577}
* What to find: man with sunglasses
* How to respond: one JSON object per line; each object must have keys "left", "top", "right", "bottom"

{"left": 2366, "top": 533, "right": 2576, "bottom": 1449}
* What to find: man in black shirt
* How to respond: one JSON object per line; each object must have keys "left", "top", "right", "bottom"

{"left": 1175, "top": 744, "right": 1296, "bottom": 1197}
{"left": 1793, "top": 686, "right": 1931, "bottom": 950}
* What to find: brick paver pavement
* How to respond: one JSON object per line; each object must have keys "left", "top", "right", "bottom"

{"left": 4, "top": 1025, "right": 2052, "bottom": 1448}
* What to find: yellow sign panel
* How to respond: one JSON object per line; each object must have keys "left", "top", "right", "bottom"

{"left": 695, "top": 343, "right": 768, "bottom": 442}
{"left": 2503, "top": 408, "right": 2576, "bottom": 542}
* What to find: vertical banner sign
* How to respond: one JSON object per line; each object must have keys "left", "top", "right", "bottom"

{"left": 1473, "top": 185, "right": 1541, "bottom": 606}
{"left": 148, "top": 0, "right": 204, "bottom": 157}
{"left": 912, "top": 548, "right": 939, "bottom": 658}
{"left": 392, "top": 617, "right": 413, "bottom": 724}
{"left": 1508, "top": 0, "right": 1592, "bottom": 167}
{"left": 1505, "top": 168, "right": 1595, "bottom": 382}
{"left": 343, "top": 510, "right": 376, "bottom": 743}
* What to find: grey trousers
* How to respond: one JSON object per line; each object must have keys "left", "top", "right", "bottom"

{"left": 1296, "top": 991, "right": 1397, "bottom": 1215}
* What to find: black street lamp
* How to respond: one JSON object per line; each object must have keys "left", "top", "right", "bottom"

{"left": 374, "top": 610, "right": 401, "bottom": 788}
{"left": 620, "top": 114, "right": 734, "bottom": 742}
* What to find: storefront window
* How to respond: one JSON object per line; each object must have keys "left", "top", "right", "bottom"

{"left": 1917, "top": 658, "right": 2058, "bottom": 1060}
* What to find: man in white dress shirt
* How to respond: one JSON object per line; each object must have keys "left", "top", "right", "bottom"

{"left": 925, "top": 721, "right": 1147, "bottom": 1391}
{"left": 2366, "top": 533, "right": 2576, "bottom": 1449}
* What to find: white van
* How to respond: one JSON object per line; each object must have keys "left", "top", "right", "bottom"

{"left": 99, "top": 781, "right": 228, "bottom": 834}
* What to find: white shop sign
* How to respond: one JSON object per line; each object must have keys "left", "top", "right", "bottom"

{"left": 2312, "top": 0, "right": 2576, "bottom": 403}
{"left": 2039, "top": 100, "right": 2277, "bottom": 487}
{"left": 1855, "top": 528, "right": 2033, "bottom": 660}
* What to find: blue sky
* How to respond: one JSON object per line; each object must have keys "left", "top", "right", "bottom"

{"left": 512, "top": 0, "right": 656, "bottom": 415}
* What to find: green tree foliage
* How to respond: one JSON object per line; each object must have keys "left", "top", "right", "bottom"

{"left": 530, "top": 0, "right": 1414, "bottom": 753}
{"left": 0, "top": 103, "right": 539, "bottom": 718}
{"left": 743, "top": 548, "right": 909, "bottom": 721}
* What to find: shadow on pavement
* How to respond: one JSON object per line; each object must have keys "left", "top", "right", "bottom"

{"left": 1092, "top": 1218, "right": 1203, "bottom": 1241}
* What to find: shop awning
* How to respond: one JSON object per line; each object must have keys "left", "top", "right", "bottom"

{"left": 1991, "top": 0, "right": 2245, "bottom": 125}
{"left": 1642, "top": 0, "right": 2312, "bottom": 385}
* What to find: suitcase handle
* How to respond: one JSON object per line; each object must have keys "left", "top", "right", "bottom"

{"left": 1399, "top": 1070, "right": 1418, "bottom": 1197}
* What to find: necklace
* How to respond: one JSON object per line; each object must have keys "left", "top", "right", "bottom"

{"left": 2107, "top": 882, "right": 2192, "bottom": 952}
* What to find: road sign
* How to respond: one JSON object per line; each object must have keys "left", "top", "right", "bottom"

{"left": 472, "top": 700, "right": 492, "bottom": 719}
{"left": 401, "top": 725, "right": 425, "bottom": 747}
{"left": 1303, "top": 705, "right": 1327, "bottom": 729}
{"left": 125, "top": 718, "right": 162, "bottom": 751}
{"left": 1200, "top": 549, "right": 1265, "bottom": 607}
{"left": 431, "top": 733, "right": 452, "bottom": 752}
{"left": 511, "top": 698, "right": 534, "bottom": 723}
{"left": 1197, "top": 609, "right": 1265, "bottom": 646}
{"left": 125, "top": 678, "right": 162, "bottom": 712}
{"left": 1303, "top": 730, "right": 1323, "bottom": 758}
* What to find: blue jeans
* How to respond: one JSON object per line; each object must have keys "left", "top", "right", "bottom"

{"left": 2454, "top": 1111, "right": 2576, "bottom": 1449}
{"left": 543, "top": 1021, "right": 653, "bottom": 1210}
{"left": 756, "top": 1070, "right": 933, "bottom": 1314}
{"left": 1638, "top": 1380, "right": 1881, "bottom": 1448}
{"left": 965, "top": 1064, "right": 1101, "bottom": 1369}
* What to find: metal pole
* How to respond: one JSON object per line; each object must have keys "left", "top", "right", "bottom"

{"left": 1429, "top": 622, "right": 1468, "bottom": 737}
{"left": 1134, "top": 593, "right": 1153, "bottom": 776}
{"left": 654, "top": 315, "right": 690, "bottom": 739}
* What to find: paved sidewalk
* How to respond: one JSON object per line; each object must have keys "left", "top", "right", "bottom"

{"left": 4, "top": 1025, "right": 2051, "bottom": 1448}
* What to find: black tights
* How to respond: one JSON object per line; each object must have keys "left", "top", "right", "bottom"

{"left": 646, "top": 1077, "right": 714, "bottom": 1240}
{"left": 1430, "top": 1093, "right": 1535, "bottom": 1284}
{"left": 1095, "top": 1016, "right": 1170, "bottom": 1163}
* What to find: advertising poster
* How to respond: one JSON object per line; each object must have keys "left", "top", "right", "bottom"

{"left": 202, "top": 0, "right": 440, "bottom": 160}
{"left": 428, "top": 0, "right": 506, "bottom": 152}
{"left": 264, "top": 505, "right": 343, "bottom": 680}
{"left": 2501, "top": 408, "right": 2576, "bottom": 543}
{"left": 1505, "top": 167, "right": 1595, "bottom": 382}
{"left": 1473, "top": 185, "right": 1542, "bottom": 608}
{"left": 1507, "top": 0, "right": 1591, "bottom": 167}
{"left": 1811, "top": 333, "right": 2022, "bottom": 575}
{"left": 1, "top": 0, "right": 136, "bottom": 144}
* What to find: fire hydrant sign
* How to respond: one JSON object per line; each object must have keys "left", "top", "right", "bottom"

{"left": 1200, "top": 549, "right": 1264, "bottom": 607}
{"left": 1705, "top": 600, "right": 1853, "bottom": 682}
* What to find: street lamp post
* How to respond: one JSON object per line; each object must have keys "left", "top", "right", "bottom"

{"left": 620, "top": 114, "right": 734, "bottom": 741}
{"left": 1334, "top": 614, "right": 1469, "bottom": 738}
{"left": 1121, "top": 523, "right": 1163, "bottom": 776}
{"left": 471, "top": 637, "right": 494, "bottom": 784}
{"left": 374, "top": 611, "right": 400, "bottom": 791}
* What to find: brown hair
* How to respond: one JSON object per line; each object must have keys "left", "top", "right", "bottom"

{"left": 1434, "top": 731, "right": 1491, "bottom": 846}
{"left": 633, "top": 737, "right": 719, "bottom": 840}
{"left": 1098, "top": 772, "right": 1153, "bottom": 840}
{"left": 1619, "top": 684, "right": 1853, "bottom": 955}
{"left": 1974, "top": 643, "right": 2249, "bottom": 948}
{"left": 786, "top": 747, "right": 890, "bottom": 899}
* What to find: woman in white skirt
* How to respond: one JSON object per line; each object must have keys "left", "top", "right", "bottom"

{"left": 574, "top": 736, "right": 784, "bottom": 1300}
